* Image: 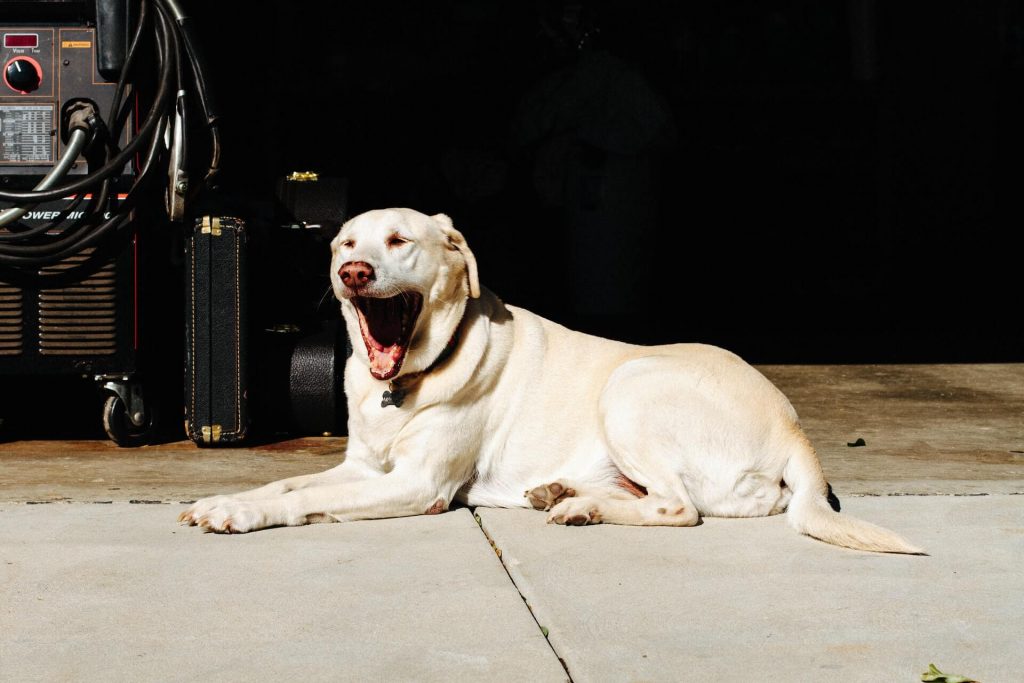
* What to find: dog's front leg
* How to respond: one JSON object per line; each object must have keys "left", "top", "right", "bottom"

{"left": 195, "top": 463, "right": 461, "bottom": 534}
{"left": 178, "top": 443, "right": 381, "bottom": 527}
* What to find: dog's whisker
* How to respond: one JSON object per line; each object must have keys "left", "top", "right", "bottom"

{"left": 316, "top": 285, "right": 335, "bottom": 311}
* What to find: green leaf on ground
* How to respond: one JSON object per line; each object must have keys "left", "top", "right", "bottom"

{"left": 921, "top": 663, "right": 979, "bottom": 683}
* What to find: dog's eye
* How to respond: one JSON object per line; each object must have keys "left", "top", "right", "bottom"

{"left": 387, "top": 235, "right": 410, "bottom": 248}
{"left": 340, "top": 239, "right": 355, "bottom": 249}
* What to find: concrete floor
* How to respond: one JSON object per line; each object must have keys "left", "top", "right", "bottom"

{"left": 1, "top": 364, "right": 1022, "bottom": 681}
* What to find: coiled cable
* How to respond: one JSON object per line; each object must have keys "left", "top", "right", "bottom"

{"left": 0, "top": 128, "right": 90, "bottom": 228}
{"left": 0, "top": 0, "right": 220, "bottom": 269}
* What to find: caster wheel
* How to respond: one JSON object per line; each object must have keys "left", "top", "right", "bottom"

{"left": 102, "top": 395, "right": 155, "bottom": 447}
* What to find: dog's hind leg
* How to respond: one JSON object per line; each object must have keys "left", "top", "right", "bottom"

{"left": 524, "top": 479, "right": 637, "bottom": 511}
{"left": 526, "top": 474, "right": 698, "bottom": 526}
{"left": 583, "top": 355, "right": 719, "bottom": 528}
{"left": 547, "top": 492, "right": 699, "bottom": 527}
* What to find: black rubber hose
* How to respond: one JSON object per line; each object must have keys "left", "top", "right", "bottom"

{"left": 107, "top": 0, "right": 149, "bottom": 141}
{"left": 0, "top": 81, "right": 169, "bottom": 263}
{"left": 0, "top": 5, "right": 175, "bottom": 204}
{"left": 0, "top": 3, "right": 178, "bottom": 266}
{"left": 0, "top": 128, "right": 91, "bottom": 228}
{"left": 156, "top": 0, "right": 219, "bottom": 185}
{"left": 0, "top": 193, "right": 88, "bottom": 242}
{"left": 0, "top": 149, "right": 117, "bottom": 257}
{"left": 0, "top": 0, "right": 222, "bottom": 268}
{"left": 159, "top": 0, "right": 218, "bottom": 127}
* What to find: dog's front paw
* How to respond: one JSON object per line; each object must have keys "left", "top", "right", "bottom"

{"left": 178, "top": 495, "right": 234, "bottom": 526}
{"left": 195, "top": 499, "right": 273, "bottom": 534}
{"left": 547, "top": 497, "right": 602, "bottom": 526}
{"left": 180, "top": 497, "right": 279, "bottom": 534}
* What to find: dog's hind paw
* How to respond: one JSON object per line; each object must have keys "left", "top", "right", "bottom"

{"left": 526, "top": 481, "right": 577, "bottom": 511}
{"left": 547, "top": 497, "right": 602, "bottom": 526}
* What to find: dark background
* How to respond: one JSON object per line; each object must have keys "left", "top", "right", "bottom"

{"left": 193, "top": 0, "right": 1023, "bottom": 364}
{"left": 2, "top": 0, "right": 1021, "bottom": 441}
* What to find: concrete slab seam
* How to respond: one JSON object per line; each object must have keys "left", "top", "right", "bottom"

{"left": 471, "top": 508, "right": 574, "bottom": 683}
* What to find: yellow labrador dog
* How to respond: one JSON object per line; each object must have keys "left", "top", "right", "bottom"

{"left": 180, "top": 208, "right": 922, "bottom": 554}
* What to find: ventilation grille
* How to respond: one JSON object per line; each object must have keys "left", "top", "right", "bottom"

{"left": 0, "top": 283, "right": 23, "bottom": 356}
{"left": 38, "top": 249, "right": 117, "bottom": 356}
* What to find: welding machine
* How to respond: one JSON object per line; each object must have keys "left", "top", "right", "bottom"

{"left": 0, "top": 0, "right": 219, "bottom": 444}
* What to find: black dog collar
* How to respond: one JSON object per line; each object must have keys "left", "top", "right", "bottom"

{"left": 381, "top": 321, "right": 463, "bottom": 408}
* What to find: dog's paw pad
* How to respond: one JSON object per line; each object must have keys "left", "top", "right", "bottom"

{"left": 526, "top": 481, "right": 577, "bottom": 511}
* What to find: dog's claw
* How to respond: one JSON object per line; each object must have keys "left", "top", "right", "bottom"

{"left": 177, "top": 510, "right": 195, "bottom": 525}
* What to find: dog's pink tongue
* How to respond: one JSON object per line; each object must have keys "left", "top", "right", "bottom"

{"left": 369, "top": 344, "right": 405, "bottom": 379}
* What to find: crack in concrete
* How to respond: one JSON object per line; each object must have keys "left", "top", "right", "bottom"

{"left": 471, "top": 508, "right": 573, "bottom": 683}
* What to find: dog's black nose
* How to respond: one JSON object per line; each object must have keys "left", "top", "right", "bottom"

{"left": 339, "top": 261, "right": 375, "bottom": 288}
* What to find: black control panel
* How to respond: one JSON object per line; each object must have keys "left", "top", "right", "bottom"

{"left": 0, "top": 25, "right": 130, "bottom": 176}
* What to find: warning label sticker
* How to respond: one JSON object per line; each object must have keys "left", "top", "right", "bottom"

{"left": 0, "top": 104, "right": 53, "bottom": 163}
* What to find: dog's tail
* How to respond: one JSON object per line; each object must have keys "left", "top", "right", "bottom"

{"left": 782, "top": 429, "right": 925, "bottom": 555}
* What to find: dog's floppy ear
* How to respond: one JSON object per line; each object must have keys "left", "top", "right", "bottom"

{"left": 433, "top": 213, "right": 480, "bottom": 299}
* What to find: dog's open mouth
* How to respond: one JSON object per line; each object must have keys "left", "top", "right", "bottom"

{"left": 351, "top": 293, "right": 423, "bottom": 380}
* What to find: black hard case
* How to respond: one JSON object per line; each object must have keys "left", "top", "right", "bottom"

{"left": 185, "top": 216, "right": 248, "bottom": 446}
